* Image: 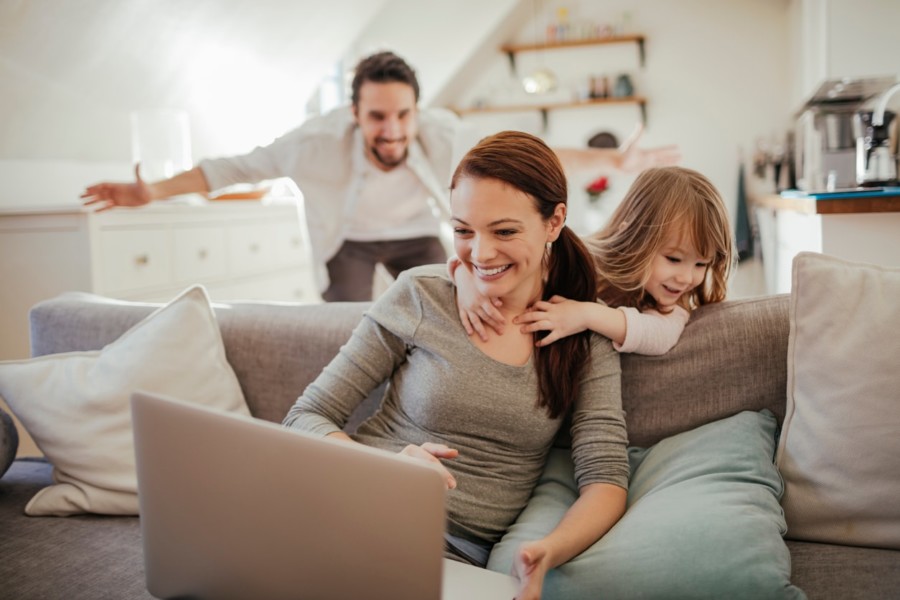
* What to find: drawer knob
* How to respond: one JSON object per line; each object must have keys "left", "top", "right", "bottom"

{"left": 198, "top": 248, "right": 208, "bottom": 260}
{"left": 249, "top": 243, "right": 260, "bottom": 253}
{"left": 134, "top": 254, "right": 149, "bottom": 266}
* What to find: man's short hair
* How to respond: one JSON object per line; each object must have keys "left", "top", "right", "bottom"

{"left": 351, "top": 52, "right": 420, "bottom": 106}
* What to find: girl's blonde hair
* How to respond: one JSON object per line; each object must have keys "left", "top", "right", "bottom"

{"left": 585, "top": 166, "right": 734, "bottom": 312}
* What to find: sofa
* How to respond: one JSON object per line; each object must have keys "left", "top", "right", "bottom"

{"left": 1, "top": 256, "right": 899, "bottom": 598}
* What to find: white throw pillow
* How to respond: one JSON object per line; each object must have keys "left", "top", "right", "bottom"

{"left": 0, "top": 286, "right": 250, "bottom": 516}
{"left": 775, "top": 252, "right": 900, "bottom": 550}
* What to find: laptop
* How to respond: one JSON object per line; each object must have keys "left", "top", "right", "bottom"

{"left": 130, "top": 390, "right": 519, "bottom": 600}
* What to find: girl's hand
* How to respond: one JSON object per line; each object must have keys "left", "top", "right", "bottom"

{"left": 512, "top": 541, "right": 550, "bottom": 600}
{"left": 399, "top": 442, "right": 459, "bottom": 490}
{"left": 452, "top": 263, "right": 505, "bottom": 341}
{"left": 514, "top": 295, "right": 590, "bottom": 347}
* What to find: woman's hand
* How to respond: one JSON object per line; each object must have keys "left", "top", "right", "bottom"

{"left": 81, "top": 163, "right": 154, "bottom": 212}
{"left": 399, "top": 442, "right": 459, "bottom": 490}
{"left": 512, "top": 540, "right": 551, "bottom": 600}
{"left": 514, "top": 295, "right": 590, "bottom": 347}
{"left": 452, "top": 262, "right": 505, "bottom": 341}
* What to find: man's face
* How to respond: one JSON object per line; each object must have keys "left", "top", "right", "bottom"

{"left": 352, "top": 81, "right": 418, "bottom": 171}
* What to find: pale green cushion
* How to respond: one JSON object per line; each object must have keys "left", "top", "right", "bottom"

{"left": 487, "top": 410, "right": 805, "bottom": 599}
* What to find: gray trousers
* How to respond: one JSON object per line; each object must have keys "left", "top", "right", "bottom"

{"left": 323, "top": 236, "right": 447, "bottom": 302}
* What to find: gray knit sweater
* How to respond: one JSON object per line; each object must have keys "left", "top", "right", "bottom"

{"left": 283, "top": 265, "right": 629, "bottom": 547}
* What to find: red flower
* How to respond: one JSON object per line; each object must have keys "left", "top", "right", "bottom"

{"left": 586, "top": 176, "right": 609, "bottom": 194}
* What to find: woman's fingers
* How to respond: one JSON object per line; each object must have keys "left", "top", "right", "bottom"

{"left": 401, "top": 443, "right": 458, "bottom": 489}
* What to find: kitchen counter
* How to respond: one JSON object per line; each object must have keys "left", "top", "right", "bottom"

{"left": 752, "top": 188, "right": 900, "bottom": 293}
{"left": 755, "top": 187, "right": 900, "bottom": 215}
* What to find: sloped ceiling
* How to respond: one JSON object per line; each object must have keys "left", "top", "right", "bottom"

{"left": 0, "top": 0, "right": 527, "bottom": 164}
{"left": 0, "top": 0, "right": 390, "bottom": 160}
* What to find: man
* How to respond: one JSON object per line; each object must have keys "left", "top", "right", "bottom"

{"left": 82, "top": 51, "right": 680, "bottom": 301}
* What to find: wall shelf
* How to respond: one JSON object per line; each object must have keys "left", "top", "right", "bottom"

{"left": 452, "top": 96, "right": 647, "bottom": 128}
{"left": 501, "top": 34, "right": 646, "bottom": 71}
{"left": 451, "top": 34, "right": 648, "bottom": 130}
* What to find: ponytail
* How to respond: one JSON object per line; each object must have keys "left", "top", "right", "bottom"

{"left": 536, "top": 227, "right": 598, "bottom": 419}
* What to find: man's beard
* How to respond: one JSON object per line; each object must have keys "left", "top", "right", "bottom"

{"left": 368, "top": 139, "right": 408, "bottom": 169}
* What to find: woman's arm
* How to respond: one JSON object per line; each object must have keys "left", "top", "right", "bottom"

{"left": 282, "top": 314, "right": 406, "bottom": 436}
{"left": 513, "top": 335, "right": 629, "bottom": 597}
{"left": 513, "top": 483, "right": 626, "bottom": 599}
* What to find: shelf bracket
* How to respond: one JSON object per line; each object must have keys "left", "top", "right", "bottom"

{"left": 540, "top": 108, "right": 549, "bottom": 132}
{"left": 639, "top": 101, "right": 647, "bottom": 127}
{"left": 505, "top": 51, "right": 517, "bottom": 76}
{"left": 638, "top": 38, "right": 645, "bottom": 67}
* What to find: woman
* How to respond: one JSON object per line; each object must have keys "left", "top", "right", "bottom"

{"left": 283, "top": 131, "right": 629, "bottom": 599}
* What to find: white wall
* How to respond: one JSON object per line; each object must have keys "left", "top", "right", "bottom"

{"left": 344, "top": 0, "right": 523, "bottom": 107}
{"left": 452, "top": 0, "right": 793, "bottom": 236}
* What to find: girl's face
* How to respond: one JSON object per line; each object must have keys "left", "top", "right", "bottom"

{"left": 451, "top": 176, "right": 563, "bottom": 308}
{"left": 645, "top": 230, "right": 711, "bottom": 309}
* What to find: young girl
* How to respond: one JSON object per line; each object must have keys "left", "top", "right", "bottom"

{"left": 452, "top": 166, "right": 734, "bottom": 355}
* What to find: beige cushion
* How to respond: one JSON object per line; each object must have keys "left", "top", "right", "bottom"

{"left": 775, "top": 252, "right": 900, "bottom": 549}
{"left": 0, "top": 286, "right": 250, "bottom": 516}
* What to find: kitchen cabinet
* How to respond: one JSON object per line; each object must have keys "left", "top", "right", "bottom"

{"left": 453, "top": 34, "right": 647, "bottom": 126}
{"left": 789, "top": 0, "right": 900, "bottom": 109}
{"left": 0, "top": 201, "right": 320, "bottom": 360}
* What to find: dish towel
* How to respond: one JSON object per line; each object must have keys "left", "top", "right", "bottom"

{"left": 735, "top": 162, "right": 753, "bottom": 262}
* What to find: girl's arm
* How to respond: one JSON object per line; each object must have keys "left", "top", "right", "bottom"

{"left": 447, "top": 256, "right": 506, "bottom": 341}
{"left": 515, "top": 296, "right": 627, "bottom": 347}
{"left": 614, "top": 306, "right": 690, "bottom": 355}
{"left": 513, "top": 483, "right": 626, "bottom": 600}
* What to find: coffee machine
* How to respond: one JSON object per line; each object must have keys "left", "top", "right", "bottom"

{"left": 854, "top": 82, "right": 900, "bottom": 187}
{"left": 794, "top": 77, "right": 897, "bottom": 191}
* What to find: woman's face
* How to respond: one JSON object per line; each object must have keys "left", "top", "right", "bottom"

{"left": 450, "top": 176, "right": 564, "bottom": 307}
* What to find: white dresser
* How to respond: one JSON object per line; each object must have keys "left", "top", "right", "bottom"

{"left": 0, "top": 200, "right": 321, "bottom": 360}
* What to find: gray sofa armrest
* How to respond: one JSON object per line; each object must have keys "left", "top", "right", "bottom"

{"left": 29, "top": 293, "right": 372, "bottom": 424}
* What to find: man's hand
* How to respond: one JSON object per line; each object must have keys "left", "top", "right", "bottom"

{"left": 617, "top": 123, "right": 681, "bottom": 173}
{"left": 81, "top": 163, "right": 154, "bottom": 212}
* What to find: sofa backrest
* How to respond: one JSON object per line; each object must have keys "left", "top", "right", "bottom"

{"left": 621, "top": 294, "right": 790, "bottom": 447}
{"left": 29, "top": 292, "right": 790, "bottom": 446}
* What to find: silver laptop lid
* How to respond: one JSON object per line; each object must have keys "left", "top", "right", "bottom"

{"left": 131, "top": 390, "right": 447, "bottom": 600}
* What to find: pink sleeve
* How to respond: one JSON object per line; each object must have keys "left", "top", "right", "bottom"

{"left": 613, "top": 306, "right": 690, "bottom": 355}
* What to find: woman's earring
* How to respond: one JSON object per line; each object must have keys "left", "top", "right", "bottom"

{"left": 546, "top": 241, "right": 552, "bottom": 250}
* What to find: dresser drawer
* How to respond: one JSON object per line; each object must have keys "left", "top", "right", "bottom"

{"left": 97, "top": 228, "right": 171, "bottom": 293}
{"left": 173, "top": 226, "right": 227, "bottom": 283}
{"left": 272, "top": 221, "right": 308, "bottom": 267}
{"left": 228, "top": 223, "right": 281, "bottom": 274}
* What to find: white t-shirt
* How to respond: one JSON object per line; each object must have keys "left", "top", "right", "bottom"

{"left": 344, "top": 163, "right": 441, "bottom": 242}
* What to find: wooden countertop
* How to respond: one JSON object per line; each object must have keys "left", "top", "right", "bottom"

{"left": 753, "top": 192, "right": 900, "bottom": 215}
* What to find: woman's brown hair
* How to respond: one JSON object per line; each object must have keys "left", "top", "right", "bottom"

{"left": 584, "top": 166, "right": 734, "bottom": 312}
{"left": 450, "top": 131, "right": 598, "bottom": 419}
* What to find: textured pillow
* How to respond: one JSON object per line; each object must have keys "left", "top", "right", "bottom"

{"left": 488, "top": 410, "right": 805, "bottom": 599}
{"left": 775, "top": 252, "right": 900, "bottom": 550}
{"left": 0, "top": 286, "right": 250, "bottom": 516}
{"left": 0, "top": 404, "right": 18, "bottom": 479}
